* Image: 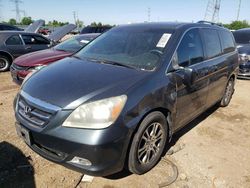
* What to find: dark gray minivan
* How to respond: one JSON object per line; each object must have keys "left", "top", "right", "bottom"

{"left": 14, "top": 22, "right": 239, "bottom": 176}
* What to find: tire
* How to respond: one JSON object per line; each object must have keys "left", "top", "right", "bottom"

{"left": 220, "top": 78, "right": 235, "bottom": 107}
{"left": 128, "top": 111, "right": 168, "bottom": 175}
{"left": 0, "top": 55, "right": 11, "bottom": 72}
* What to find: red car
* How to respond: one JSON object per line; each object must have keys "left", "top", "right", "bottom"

{"left": 10, "top": 33, "right": 100, "bottom": 85}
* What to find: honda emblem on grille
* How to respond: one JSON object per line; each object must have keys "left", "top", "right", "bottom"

{"left": 24, "top": 106, "right": 32, "bottom": 115}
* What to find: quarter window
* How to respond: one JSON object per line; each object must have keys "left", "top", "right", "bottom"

{"left": 5, "top": 35, "right": 23, "bottom": 45}
{"left": 202, "top": 29, "right": 222, "bottom": 59}
{"left": 177, "top": 29, "right": 204, "bottom": 67}
{"left": 220, "top": 31, "right": 235, "bottom": 53}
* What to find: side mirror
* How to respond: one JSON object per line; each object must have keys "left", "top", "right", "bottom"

{"left": 48, "top": 41, "right": 55, "bottom": 48}
{"left": 171, "top": 51, "right": 196, "bottom": 87}
{"left": 177, "top": 67, "right": 196, "bottom": 87}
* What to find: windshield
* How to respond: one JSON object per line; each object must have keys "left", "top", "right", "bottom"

{"left": 75, "top": 29, "right": 172, "bottom": 71}
{"left": 54, "top": 36, "right": 91, "bottom": 53}
{"left": 233, "top": 31, "right": 250, "bottom": 44}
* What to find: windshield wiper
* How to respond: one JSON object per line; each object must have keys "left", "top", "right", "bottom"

{"left": 99, "top": 60, "right": 137, "bottom": 70}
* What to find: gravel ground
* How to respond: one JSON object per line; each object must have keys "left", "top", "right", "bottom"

{"left": 0, "top": 72, "right": 250, "bottom": 188}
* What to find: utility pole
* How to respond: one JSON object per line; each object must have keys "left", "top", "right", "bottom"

{"left": 10, "top": 0, "right": 24, "bottom": 23}
{"left": 237, "top": 0, "right": 241, "bottom": 20}
{"left": 204, "top": 0, "right": 221, "bottom": 23}
{"left": 73, "top": 11, "right": 77, "bottom": 25}
{"left": 147, "top": 7, "right": 151, "bottom": 22}
{"left": 73, "top": 11, "right": 78, "bottom": 29}
{"left": 0, "top": 0, "right": 2, "bottom": 22}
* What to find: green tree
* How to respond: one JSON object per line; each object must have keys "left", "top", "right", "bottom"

{"left": 8, "top": 18, "right": 17, "bottom": 25}
{"left": 21, "top": 17, "right": 32, "bottom": 25}
{"left": 47, "top": 20, "right": 69, "bottom": 27}
{"left": 90, "top": 22, "right": 97, "bottom": 27}
{"left": 223, "top": 20, "right": 250, "bottom": 30}
{"left": 76, "top": 20, "right": 84, "bottom": 28}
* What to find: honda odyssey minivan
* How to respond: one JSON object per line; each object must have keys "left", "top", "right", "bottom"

{"left": 14, "top": 22, "right": 239, "bottom": 176}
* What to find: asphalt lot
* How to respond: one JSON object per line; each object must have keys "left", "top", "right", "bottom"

{"left": 0, "top": 72, "right": 250, "bottom": 188}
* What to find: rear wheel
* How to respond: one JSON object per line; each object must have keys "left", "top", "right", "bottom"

{"left": 0, "top": 55, "right": 11, "bottom": 72}
{"left": 220, "top": 78, "right": 235, "bottom": 107}
{"left": 128, "top": 111, "right": 168, "bottom": 174}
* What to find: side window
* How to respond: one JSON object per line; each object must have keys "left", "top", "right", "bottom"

{"left": 202, "top": 29, "right": 222, "bottom": 58}
{"left": 177, "top": 29, "right": 204, "bottom": 67}
{"left": 220, "top": 31, "right": 235, "bottom": 53}
{"left": 5, "top": 35, "right": 23, "bottom": 45}
{"left": 33, "top": 36, "right": 50, "bottom": 44}
{"left": 21, "top": 35, "right": 50, "bottom": 45}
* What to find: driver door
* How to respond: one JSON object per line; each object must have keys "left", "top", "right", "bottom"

{"left": 173, "top": 28, "right": 210, "bottom": 129}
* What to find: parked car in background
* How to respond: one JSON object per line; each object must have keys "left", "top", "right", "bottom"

{"left": 80, "top": 25, "right": 112, "bottom": 34}
{"left": 38, "top": 27, "right": 51, "bottom": 35}
{"left": 233, "top": 28, "right": 250, "bottom": 79}
{"left": 10, "top": 33, "right": 100, "bottom": 84}
{"left": 0, "top": 24, "right": 76, "bottom": 72}
{"left": 14, "top": 22, "right": 238, "bottom": 176}
{"left": 0, "top": 23, "right": 23, "bottom": 31}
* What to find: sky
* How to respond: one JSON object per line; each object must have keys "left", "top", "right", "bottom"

{"left": 0, "top": 0, "right": 249, "bottom": 25}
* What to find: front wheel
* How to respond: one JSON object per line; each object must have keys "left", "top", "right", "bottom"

{"left": 128, "top": 111, "right": 168, "bottom": 175}
{"left": 220, "top": 78, "right": 235, "bottom": 107}
{"left": 0, "top": 55, "right": 11, "bottom": 72}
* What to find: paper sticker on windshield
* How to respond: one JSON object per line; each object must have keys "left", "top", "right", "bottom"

{"left": 156, "top": 33, "right": 172, "bottom": 48}
{"left": 80, "top": 39, "right": 90, "bottom": 44}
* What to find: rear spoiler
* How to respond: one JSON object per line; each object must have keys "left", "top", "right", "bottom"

{"left": 25, "top": 19, "right": 45, "bottom": 33}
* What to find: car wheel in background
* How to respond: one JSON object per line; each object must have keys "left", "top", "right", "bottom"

{"left": 128, "top": 111, "right": 168, "bottom": 175}
{"left": 220, "top": 78, "right": 235, "bottom": 107}
{"left": 0, "top": 55, "right": 11, "bottom": 72}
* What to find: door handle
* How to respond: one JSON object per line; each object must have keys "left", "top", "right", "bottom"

{"left": 25, "top": 46, "right": 31, "bottom": 50}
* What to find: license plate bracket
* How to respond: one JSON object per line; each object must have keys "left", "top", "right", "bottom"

{"left": 15, "top": 123, "right": 31, "bottom": 146}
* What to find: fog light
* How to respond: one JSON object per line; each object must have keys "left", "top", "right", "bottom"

{"left": 69, "top": 156, "right": 92, "bottom": 166}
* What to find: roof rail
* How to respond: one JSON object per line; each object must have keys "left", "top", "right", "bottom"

{"left": 197, "top": 20, "right": 224, "bottom": 27}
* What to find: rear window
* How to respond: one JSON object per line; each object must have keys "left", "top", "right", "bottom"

{"left": 202, "top": 29, "right": 222, "bottom": 59}
{"left": 220, "top": 31, "right": 235, "bottom": 53}
{"left": 5, "top": 35, "right": 23, "bottom": 45}
{"left": 233, "top": 31, "right": 250, "bottom": 44}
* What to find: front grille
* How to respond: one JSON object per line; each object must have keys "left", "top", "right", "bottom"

{"left": 11, "top": 63, "right": 29, "bottom": 71}
{"left": 239, "top": 68, "right": 250, "bottom": 73}
{"left": 18, "top": 96, "right": 53, "bottom": 128}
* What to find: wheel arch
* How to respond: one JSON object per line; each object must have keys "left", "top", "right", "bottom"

{"left": 0, "top": 51, "right": 14, "bottom": 63}
{"left": 124, "top": 107, "right": 173, "bottom": 168}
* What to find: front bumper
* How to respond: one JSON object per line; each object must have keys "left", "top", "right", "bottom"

{"left": 238, "top": 72, "right": 250, "bottom": 79}
{"left": 238, "top": 62, "right": 250, "bottom": 79}
{"left": 14, "top": 92, "right": 134, "bottom": 176}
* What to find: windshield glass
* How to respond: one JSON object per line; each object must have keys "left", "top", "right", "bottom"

{"left": 233, "top": 31, "right": 250, "bottom": 44}
{"left": 75, "top": 29, "right": 172, "bottom": 71}
{"left": 54, "top": 36, "right": 91, "bottom": 53}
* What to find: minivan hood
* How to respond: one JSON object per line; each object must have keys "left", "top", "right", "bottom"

{"left": 22, "top": 57, "right": 149, "bottom": 108}
{"left": 14, "top": 48, "right": 72, "bottom": 67}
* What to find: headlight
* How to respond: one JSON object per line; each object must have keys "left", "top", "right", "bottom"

{"left": 28, "top": 65, "right": 46, "bottom": 72}
{"left": 62, "top": 95, "right": 127, "bottom": 129}
{"left": 239, "top": 54, "right": 249, "bottom": 64}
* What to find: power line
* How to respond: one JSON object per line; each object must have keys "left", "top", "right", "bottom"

{"left": 237, "top": 0, "right": 241, "bottom": 20}
{"left": 204, "top": 0, "right": 221, "bottom": 23}
{"left": 10, "top": 0, "right": 24, "bottom": 23}
{"left": 147, "top": 7, "right": 151, "bottom": 22}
